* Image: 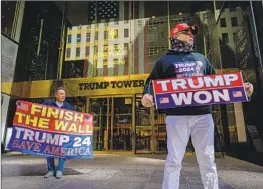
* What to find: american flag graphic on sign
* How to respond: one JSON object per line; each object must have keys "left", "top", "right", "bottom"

{"left": 16, "top": 101, "right": 29, "bottom": 111}
{"left": 160, "top": 97, "right": 169, "bottom": 104}
{"left": 233, "top": 91, "right": 243, "bottom": 97}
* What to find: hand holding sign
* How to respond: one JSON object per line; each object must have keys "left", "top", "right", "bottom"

{"left": 141, "top": 94, "right": 154, "bottom": 108}
{"left": 244, "top": 82, "right": 253, "bottom": 97}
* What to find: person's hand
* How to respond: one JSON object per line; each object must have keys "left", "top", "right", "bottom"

{"left": 244, "top": 82, "right": 254, "bottom": 97}
{"left": 141, "top": 94, "right": 154, "bottom": 108}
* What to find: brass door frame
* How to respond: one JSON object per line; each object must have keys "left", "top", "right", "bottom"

{"left": 87, "top": 97, "right": 110, "bottom": 152}
{"left": 106, "top": 98, "right": 110, "bottom": 151}
{"left": 110, "top": 97, "right": 114, "bottom": 151}
{"left": 150, "top": 107, "right": 156, "bottom": 153}
{"left": 132, "top": 94, "right": 136, "bottom": 154}
{"left": 89, "top": 94, "right": 134, "bottom": 99}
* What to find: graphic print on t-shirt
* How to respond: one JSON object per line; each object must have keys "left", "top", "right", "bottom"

{"left": 174, "top": 60, "right": 204, "bottom": 78}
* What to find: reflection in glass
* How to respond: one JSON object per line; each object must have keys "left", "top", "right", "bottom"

{"left": 135, "top": 95, "right": 151, "bottom": 151}
{"left": 89, "top": 98, "right": 108, "bottom": 151}
{"left": 1, "top": 1, "right": 17, "bottom": 38}
{"left": 113, "top": 98, "right": 132, "bottom": 151}
{"left": 155, "top": 111, "right": 167, "bottom": 152}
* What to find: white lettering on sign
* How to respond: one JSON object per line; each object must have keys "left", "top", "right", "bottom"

{"left": 14, "top": 127, "right": 70, "bottom": 146}
{"left": 223, "top": 74, "right": 238, "bottom": 85}
{"left": 156, "top": 74, "right": 239, "bottom": 92}
{"left": 171, "top": 92, "right": 192, "bottom": 105}
{"left": 156, "top": 80, "right": 171, "bottom": 91}
{"left": 59, "top": 135, "right": 70, "bottom": 146}
{"left": 15, "top": 127, "right": 25, "bottom": 139}
{"left": 188, "top": 77, "right": 204, "bottom": 88}
{"left": 171, "top": 79, "right": 187, "bottom": 90}
{"left": 171, "top": 89, "right": 231, "bottom": 105}
{"left": 213, "top": 89, "right": 230, "bottom": 102}
{"left": 204, "top": 76, "right": 225, "bottom": 87}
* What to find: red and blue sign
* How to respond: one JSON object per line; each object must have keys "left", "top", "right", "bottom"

{"left": 152, "top": 72, "right": 248, "bottom": 110}
{"left": 7, "top": 101, "right": 93, "bottom": 159}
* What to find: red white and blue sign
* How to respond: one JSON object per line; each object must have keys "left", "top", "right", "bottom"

{"left": 7, "top": 100, "right": 93, "bottom": 159}
{"left": 152, "top": 72, "right": 248, "bottom": 110}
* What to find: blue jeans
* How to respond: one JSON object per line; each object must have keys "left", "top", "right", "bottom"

{"left": 47, "top": 157, "right": 65, "bottom": 172}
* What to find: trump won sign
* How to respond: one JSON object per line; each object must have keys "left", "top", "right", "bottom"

{"left": 152, "top": 72, "right": 248, "bottom": 110}
{"left": 7, "top": 101, "right": 93, "bottom": 159}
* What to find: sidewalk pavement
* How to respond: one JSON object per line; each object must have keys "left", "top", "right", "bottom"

{"left": 1, "top": 154, "right": 263, "bottom": 189}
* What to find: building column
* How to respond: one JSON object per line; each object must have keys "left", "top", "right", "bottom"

{"left": 250, "top": 1, "right": 263, "bottom": 91}
{"left": 138, "top": 2, "right": 145, "bottom": 74}
{"left": 11, "top": 1, "right": 25, "bottom": 42}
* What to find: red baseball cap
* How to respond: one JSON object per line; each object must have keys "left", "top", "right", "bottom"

{"left": 170, "top": 23, "right": 199, "bottom": 37}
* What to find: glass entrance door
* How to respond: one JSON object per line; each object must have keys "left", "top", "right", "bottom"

{"left": 89, "top": 98, "right": 108, "bottom": 151}
{"left": 89, "top": 97, "right": 133, "bottom": 152}
{"left": 111, "top": 97, "right": 133, "bottom": 151}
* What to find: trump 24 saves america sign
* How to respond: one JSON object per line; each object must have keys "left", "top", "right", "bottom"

{"left": 152, "top": 72, "right": 248, "bottom": 109}
{"left": 7, "top": 101, "right": 93, "bottom": 159}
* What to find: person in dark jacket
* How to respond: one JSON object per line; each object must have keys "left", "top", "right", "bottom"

{"left": 42, "top": 87, "right": 74, "bottom": 179}
{"left": 141, "top": 23, "right": 254, "bottom": 189}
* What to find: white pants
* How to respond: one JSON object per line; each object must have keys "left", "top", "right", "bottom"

{"left": 162, "top": 114, "right": 219, "bottom": 189}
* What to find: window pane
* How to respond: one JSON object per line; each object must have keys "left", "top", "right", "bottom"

{"left": 220, "top": 18, "right": 227, "bottom": 27}
{"left": 231, "top": 17, "right": 238, "bottom": 27}
{"left": 76, "top": 48, "right": 80, "bottom": 57}
{"left": 114, "top": 29, "right": 119, "bottom": 39}
{"left": 1, "top": 1, "right": 17, "bottom": 39}
{"left": 104, "top": 31, "right": 108, "bottom": 39}
{"left": 66, "top": 48, "right": 71, "bottom": 57}
{"left": 77, "top": 34, "right": 81, "bottom": 43}
{"left": 67, "top": 35, "right": 72, "bottom": 43}
{"left": 124, "top": 28, "right": 129, "bottom": 38}
{"left": 114, "top": 44, "right": 118, "bottom": 52}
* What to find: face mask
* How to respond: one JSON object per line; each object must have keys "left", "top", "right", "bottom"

{"left": 169, "top": 37, "right": 194, "bottom": 52}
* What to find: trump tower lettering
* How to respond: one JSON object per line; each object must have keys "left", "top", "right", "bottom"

{"left": 7, "top": 100, "right": 93, "bottom": 159}
{"left": 152, "top": 72, "right": 248, "bottom": 109}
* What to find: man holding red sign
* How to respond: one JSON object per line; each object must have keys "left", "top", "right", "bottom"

{"left": 141, "top": 23, "right": 254, "bottom": 189}
{"left": 43, "top": 87, "right": 75, "bottom": 179}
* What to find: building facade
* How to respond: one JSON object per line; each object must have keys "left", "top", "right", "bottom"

{"left": 2, "top": 1, "right": 263, "bottom": 163}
